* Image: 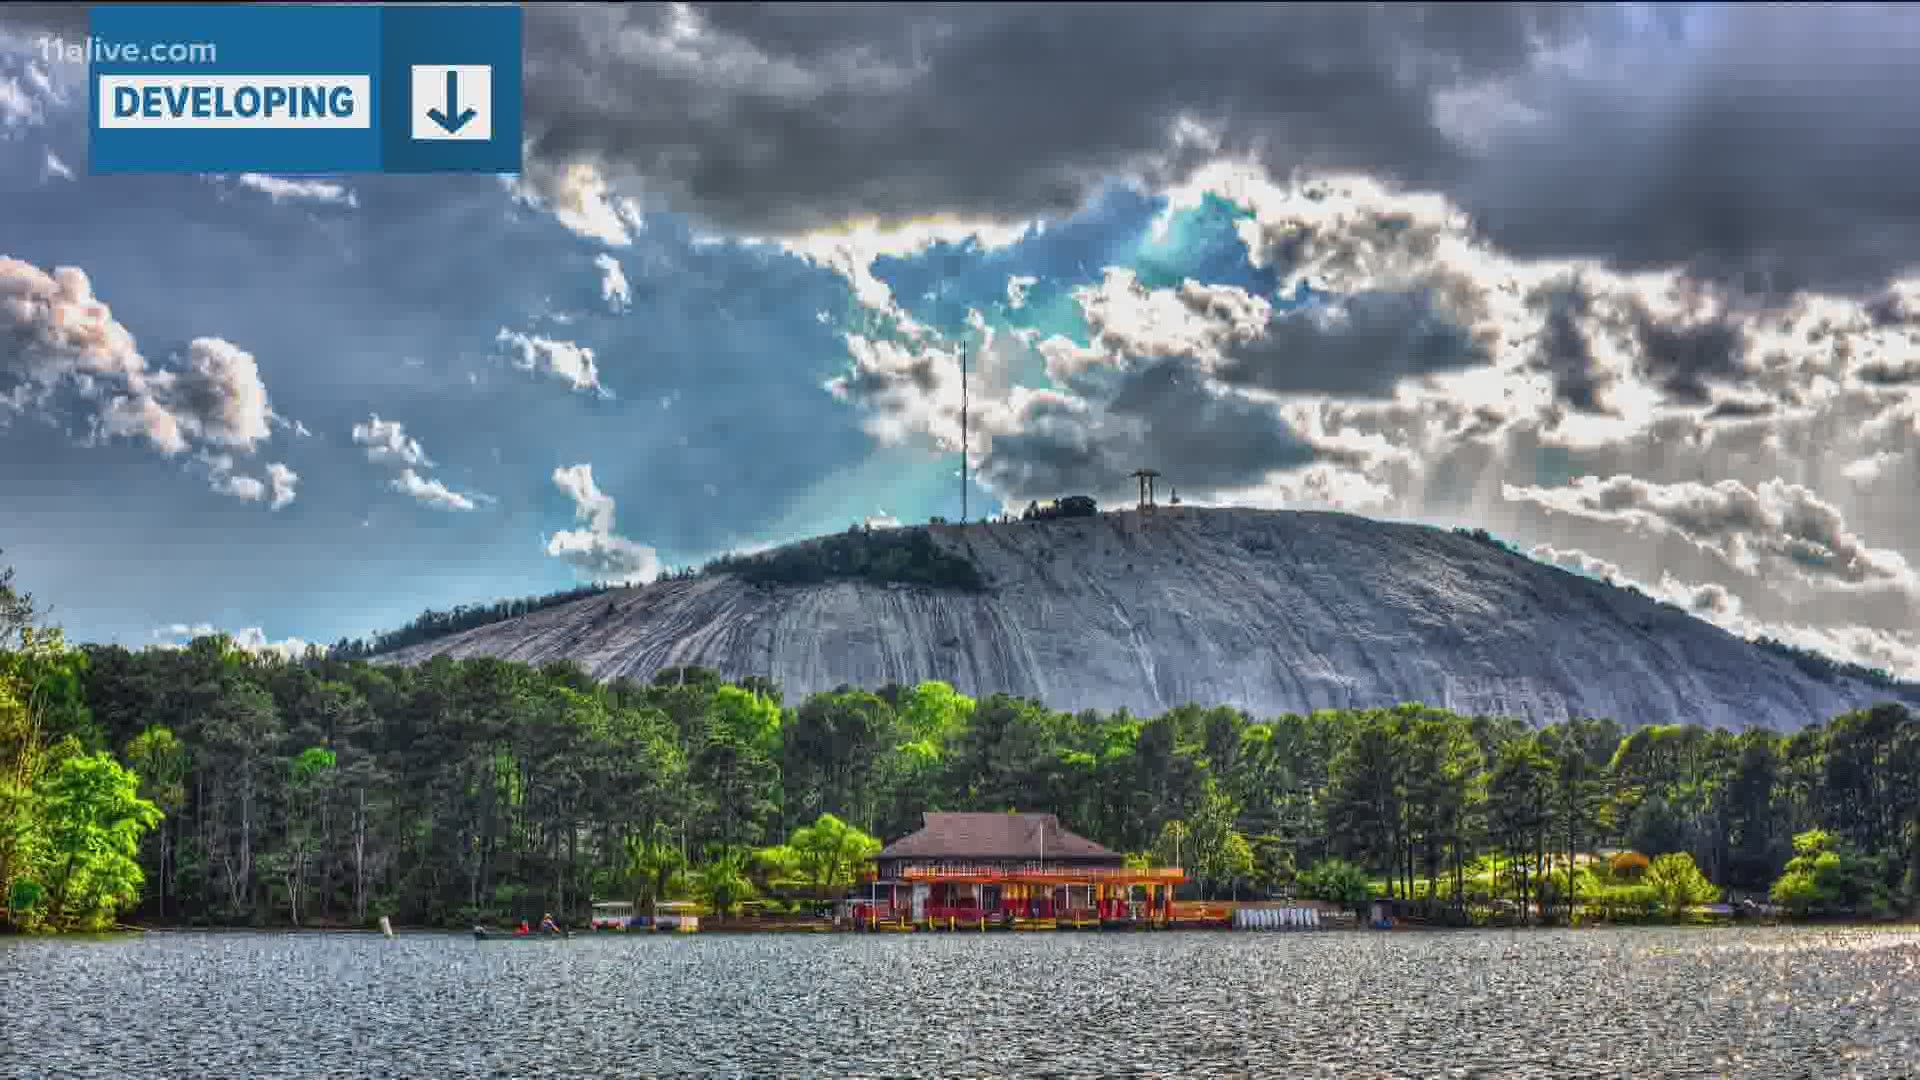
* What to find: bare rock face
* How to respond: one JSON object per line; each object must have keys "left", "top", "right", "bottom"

{"left": 382, "top": 508, "right": 1900, "bottom": 729}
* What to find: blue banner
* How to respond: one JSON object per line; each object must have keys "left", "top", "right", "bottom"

{"left": 88, "top": 4, "right": 521, "bottom": 174}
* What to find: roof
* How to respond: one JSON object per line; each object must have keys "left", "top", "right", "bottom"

{"left": 878, "top": 812, "right": 1119, "bottom": 862}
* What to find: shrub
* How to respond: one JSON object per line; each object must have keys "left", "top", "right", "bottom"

{"left": 1295, "top": 858, "right": 1375, "bottom": 915}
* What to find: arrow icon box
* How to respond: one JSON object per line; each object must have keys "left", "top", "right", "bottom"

{"left": 409, "top": 64, "right": 491, "bottom": 141}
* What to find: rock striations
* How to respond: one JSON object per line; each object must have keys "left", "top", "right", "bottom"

{"left": 382, "top": 508, "right": 1903, "bottom": 730}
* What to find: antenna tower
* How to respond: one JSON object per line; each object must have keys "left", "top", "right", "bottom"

{"left": 960, "top": 340, "right": 968, "bottom": 523}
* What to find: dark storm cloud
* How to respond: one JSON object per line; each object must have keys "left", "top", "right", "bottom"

{"left": 519, "top": 3, "right": 1920, "bottom": 295}
{"left": 978, "top": 360, "right": 1315, "bottom": 502}
{"left": 1528, "top": 284, "right": 1608, "bottom": 414}
{"left": 1211, "top": 290, "right": 1490, "bottom": 400}
{"left": 520, "top": 2, "right": 1582, "bottom": 236}
{"left": 0, "top": 4, "right": 85, "bottom": 39}
{"left": 1632, "top": 308, "right": 1745, "bottom": 406}
{"left": 1456, "top": 4, "right": 1920, "bottom": 295}
{"left": 1702, "top": 397, "right": 1775, "bottom": 422}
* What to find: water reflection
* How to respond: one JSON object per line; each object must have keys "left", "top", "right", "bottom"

{"left": 2, "top": 927, "right": 1916, "bottom": 1078}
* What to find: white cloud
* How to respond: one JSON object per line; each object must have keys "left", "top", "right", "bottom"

{"left": 234, "top": 173, "right": 359, "bottom": 208}
{"left": 196, "top": 451, "right": 296, "bottom": 509}
{"left": 151, "top": 623, "right": 311, "bottom": 660}
{"left": 1503, "top": 475, "right": 1917, "bottom": 596}
{"left": 1528, "top": 543, "right": 1625, "bottom": 583}
{"left": 1006, "top": 275, "right": 1037, "bottom": 310}
{"left": 1842, "top": 451, "right": 1902, "bottom": 484}
{"left": 350, "top": 412, "right": 485, "bottom": 510}
{"left": 154, "top": 337, "right": 276, "bottom": 450}
{"left": 778, "top": 216, "right": 1028, "bottom": 331}
{"left": 351, "top": 414, "right": 432, "bottom": 467}
{"left": 547, "top": 463, "right": 659, "bottom": 584}
{"left": 595, "top": 253, "right": 631, "bottom": 312}
{"left": 0, "top": 257, "right": 287, "bottom": 502}
{"left": 391, "top": 468, "right": 480, "bottom": 511}
{"left": 40, "top": 151, "right": 72, "bottom": 182}
{"left": 1523, "top": 549, "right": 1920, "bottom": 679}
{"left": 0, "top": 66, "right": 50, "bottom": 128}
{"left": 507, "top": 159, "right": 644, "bottom": 246}
{"left": 495, "top": 327, "right": 607, "bottom": 395}
{"left": 209, "top": 470, "right": 266, "bottom": 503}
{"left": 265, "top": 462, "right": 298, "bottom": 510}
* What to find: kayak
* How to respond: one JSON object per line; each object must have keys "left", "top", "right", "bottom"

{"left": 472, "top": 928, "right": 571, "bottom": 940}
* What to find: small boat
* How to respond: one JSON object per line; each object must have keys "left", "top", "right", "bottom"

{"left": 472, "top": 926, "right": 571, "bottom": 940}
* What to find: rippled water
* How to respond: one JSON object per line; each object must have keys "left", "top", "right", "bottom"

{"left": 4, "top": 927, "right": 1918, "bottom": 1078}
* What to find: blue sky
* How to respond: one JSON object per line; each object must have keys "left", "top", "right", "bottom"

{"left": 2, "top": 3, "right": 1919, "bottom": 679}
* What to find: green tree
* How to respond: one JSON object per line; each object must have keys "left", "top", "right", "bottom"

{"left": 123, "top": 726, "right": 188, "bottom": 919}
{"left": 1644, "top": 852, "right": 1718, "bottom": 919}
{"left": 1296, "top": 858, "right": 1374, "bottom": 916}
{"left": 1487, "top": 739, "right": 1555, "bottom": 921}
{"left": 785, "top": 813, "right": 881, "bottom": 895}
{"left": 622, "top": 824, "right": 686, "bottom": 917}
{"left": 36, "top": 751, "right": 162, "bottom": 929}
{"left": 1187, "top": 779, "right": 1252, "bottom": 898}
{"left": 1769, "top": 829, "right": 1888, "bottom": 917}
{"left": 692, "top": 844, "right": 754, "bottom": 916}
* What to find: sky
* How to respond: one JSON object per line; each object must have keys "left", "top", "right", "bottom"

{"left": 1, "top": 3, "right": 1918, "bottom": 677}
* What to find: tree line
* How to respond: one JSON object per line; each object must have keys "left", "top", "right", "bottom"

{"left": 3, "top": 566, "right": 1917, "bottom": 931}
{"left": 327, "top": 583, "right": 614, "bottom": 660}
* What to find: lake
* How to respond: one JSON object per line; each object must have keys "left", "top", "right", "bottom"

{"left": 3, "top": 927, "right": 1917, "bottom": 1078}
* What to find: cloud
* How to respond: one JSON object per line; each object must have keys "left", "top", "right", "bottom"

{"left": 265, "top": 462, "right": 297, "bottom": 510}
{"left": 149, "top": 337, "right": 276, "bottom": 450}
{"left": 1528, "top": 543, "right": 1624, "bottom": 583}
{"left": 515, "top": 4, "right": 1578, "bottom": 240}
{"left": 1504, "top": 475, "right": 1917, "bottom": 596}
{"left": 1843, "top": 451, "right": 1902, "bottom": 485}
{"left": 1, "top": 257, "right": 285, "bottom": 498}
{"left": 151, "top": 622, "right": 311, "bottom": 659}
{"left": 776, "top": 216, "right": 1027, "bottom": 322}
{"left": 515, "top": 5, "right": 1920, "bottom": 297}
{"left": 0, "top": 257, "right": 146, "bottom": 393}
{"left": 507, "top": 158, "right": 643, "bottom": 246}
{"left": 1525, "top": 547, "right": 1920, "bottom": 679}
{"left": 351, "top": 413, "right": 433, "bottom": 467}
{"left": 351, "top": 413, "right": 486, "bottom": 511}
{"left": 39, "top": 151, "right": 71, "bottom": 182}
{"left": 197, "top": 452, "right": 296, "bottom": 509}
{"left": 0, "top": 54, "right": 56, "bottom": 129}
{"left": 1453, "top": 4, "right": 1920, "bottom": 295}
{"left": 594, "top": 252, "right": 631, "bottom": 311}
{"left": 812, "top": 153, "right": 1920, "bottom": 680}
{"left": 978, "top": 360, "right": 1318, "bottom": 503}
{"left": 209, "top": 468, "right": 265, "bottom": 503}
{"left": 391, "top": 467, "right": 478, "bottom": 512}
{"left": 1070, "top": 271, "right": 1491, "bottom": 400}
{"left": 233, "top": 173, "right": 359, "bottom": 208}
{"left": 1006, "top": 275, "right": 1037, "bottom": 310}
{"left": 546, "top": 463, "right": 659, "bottom": 584}
{"left": 494, "top": 326, "right": 607, "bottom": 395}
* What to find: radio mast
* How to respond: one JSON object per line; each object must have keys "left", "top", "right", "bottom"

{"left": 960, "top": 340, "right": 968, "bottom": 523}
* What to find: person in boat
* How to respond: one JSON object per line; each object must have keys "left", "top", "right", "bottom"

{"left": 539, "top": 912, "right": 561, "bottom": 935}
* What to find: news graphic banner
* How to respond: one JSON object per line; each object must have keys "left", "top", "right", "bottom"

{"left": 88, "top": 4, "right": 520, "bottom": 174}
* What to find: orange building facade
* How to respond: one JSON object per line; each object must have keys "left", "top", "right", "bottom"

{"left": 851, "top": 812, "right": 1184, "bottom": 930}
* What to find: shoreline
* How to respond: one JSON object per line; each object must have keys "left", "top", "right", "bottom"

{"left": 13, "top": 917, "right": 1909, "bottom": 940}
